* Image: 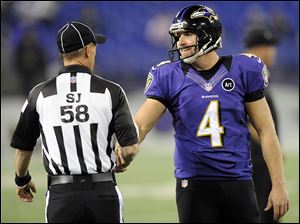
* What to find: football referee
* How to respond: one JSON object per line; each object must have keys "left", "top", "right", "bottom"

{"left": 11, "top": 21, "right": 139, "bottom": 223}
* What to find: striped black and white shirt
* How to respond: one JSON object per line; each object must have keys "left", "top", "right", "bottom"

{"left": 11, "top": 65, "right": 138, "bottom": 175}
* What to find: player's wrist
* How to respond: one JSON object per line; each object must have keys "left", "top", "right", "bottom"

{"left": 272, "top": 181, "right": 287, "bottom": 188}
{"left": 15, "top": 170, "right": 31, "bottom": 187}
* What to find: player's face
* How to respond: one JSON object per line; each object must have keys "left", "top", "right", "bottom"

{"left": 176, "top": 31, "right": 197, "bottom": 59}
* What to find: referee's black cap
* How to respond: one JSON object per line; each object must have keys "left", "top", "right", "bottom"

{"left": 244, "top": 28, "right": 279, "bottom": 48}
{"left": 57, "top": 21, "right": 106, "bottom": 53}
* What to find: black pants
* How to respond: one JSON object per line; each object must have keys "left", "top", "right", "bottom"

{"left": 46, "top": 181, "right": 123, "bottom": 223}
{"left": 176, "top": 179, "right": 260, "bottom": 223}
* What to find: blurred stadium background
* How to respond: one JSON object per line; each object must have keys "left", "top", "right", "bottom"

{"left": 1, "top": 1, "right": 299, "bottom": 223}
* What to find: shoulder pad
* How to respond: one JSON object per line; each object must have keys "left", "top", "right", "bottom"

{"left": 152, "top": 60, "right": 171, "bottom": 70}
{"left": 239, "top": 53, "right": 262, "bottom": 64}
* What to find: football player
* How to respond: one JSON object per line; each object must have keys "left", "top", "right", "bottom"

{"left": 133, "top": 5, "right": 289, "bottom": 223}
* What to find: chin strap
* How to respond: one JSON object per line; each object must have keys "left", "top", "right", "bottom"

{"left": 183, "top": 36, "right": 222, "bottom": 64}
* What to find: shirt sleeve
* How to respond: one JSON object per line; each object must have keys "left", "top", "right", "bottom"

{"left": 244, "top": 89, "right": 265, "bottom": 102}
{"left": 244, "top": 56, "right": 269, "bottom": 95}
{"left": 144, "top": 65, "right": 169, "bottom": 107}
{"left": 112, "top": 86, "right": 138, "bottom": 147}
{"left": 10, "top": 89, "right": 41, "bottom": 151}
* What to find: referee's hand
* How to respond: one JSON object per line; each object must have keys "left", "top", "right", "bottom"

{"left": 16, "top": 181, "right": 36, "bottom": 202}
{"left": 114, "top": 144, "right": 127, "bottom": 173}
{"left": 114, "top": 143, "right": 139, "bottom": 173}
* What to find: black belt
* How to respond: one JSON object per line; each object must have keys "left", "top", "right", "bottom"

{"left": 48, "top": 173, "right": 114, "bottom": 186}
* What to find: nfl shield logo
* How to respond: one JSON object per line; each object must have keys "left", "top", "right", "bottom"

{"left": 70, "top": 76, "right": 76, "bottom": 84}
{"left": 181, "top": 179, "right": 188, "bottom": 188}
{"left": 204, "top": 83, "right": 213, "bottom": 92}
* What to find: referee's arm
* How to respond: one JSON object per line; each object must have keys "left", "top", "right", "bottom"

{"left": 15, "top": 149, "right": 37, "bottom": 202}
{"left": 112, "top": 85, "right": 139, "bottom": 172}
{"left": 15, "top": 149, "right": 32, "bottom": 177}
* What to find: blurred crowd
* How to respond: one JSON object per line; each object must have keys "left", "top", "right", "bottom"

{"left": 1, "top": 1, "right": 299, "bottom": 97}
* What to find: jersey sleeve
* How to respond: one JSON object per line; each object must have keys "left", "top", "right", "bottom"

{"left": 10, "top": 87, "right": 41, "bottom": 151}
{"left": 112, "top": 86, "right": 138, "bottom": 147}
{"left": 144, "top": 62, "right": 170, "bottom": 107}
{"left": 241, "top": 54, "right": 269, "bottom": 102}
{"left": 244, "top": 55, "right": 269, "bottom": 94}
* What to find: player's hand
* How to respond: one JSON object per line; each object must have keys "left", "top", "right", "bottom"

{"left": 264, "top": 183, "right": 289, "bottom": 221}
{"left": 16, "top": 180, "right": 36, "bottom": 202}
{"left": 114, "top": 144, "right": 127, "bottom": 173}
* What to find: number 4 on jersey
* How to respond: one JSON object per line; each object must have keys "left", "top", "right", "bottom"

{"left": 196, "top": 100, "right": 224, "bottom": 147}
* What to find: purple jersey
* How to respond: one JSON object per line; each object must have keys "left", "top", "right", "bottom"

{"left": 145, "top": 54, "right": 269, "bottom": 180}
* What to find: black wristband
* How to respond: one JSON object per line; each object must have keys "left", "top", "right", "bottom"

{"left": 15, "top": 171, "right": 31, "bottom": 187}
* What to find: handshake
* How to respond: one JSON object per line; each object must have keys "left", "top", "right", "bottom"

{"left": 114, "top": 143, "right": 139, "bottom": 173}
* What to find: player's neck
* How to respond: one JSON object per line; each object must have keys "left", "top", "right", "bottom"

{"left": 191, "top": 51, "right": 220, "bottom": 71}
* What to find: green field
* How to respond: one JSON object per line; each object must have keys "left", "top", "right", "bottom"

{"left": 1, "top": 149, "right": 298, "bottom": 223}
